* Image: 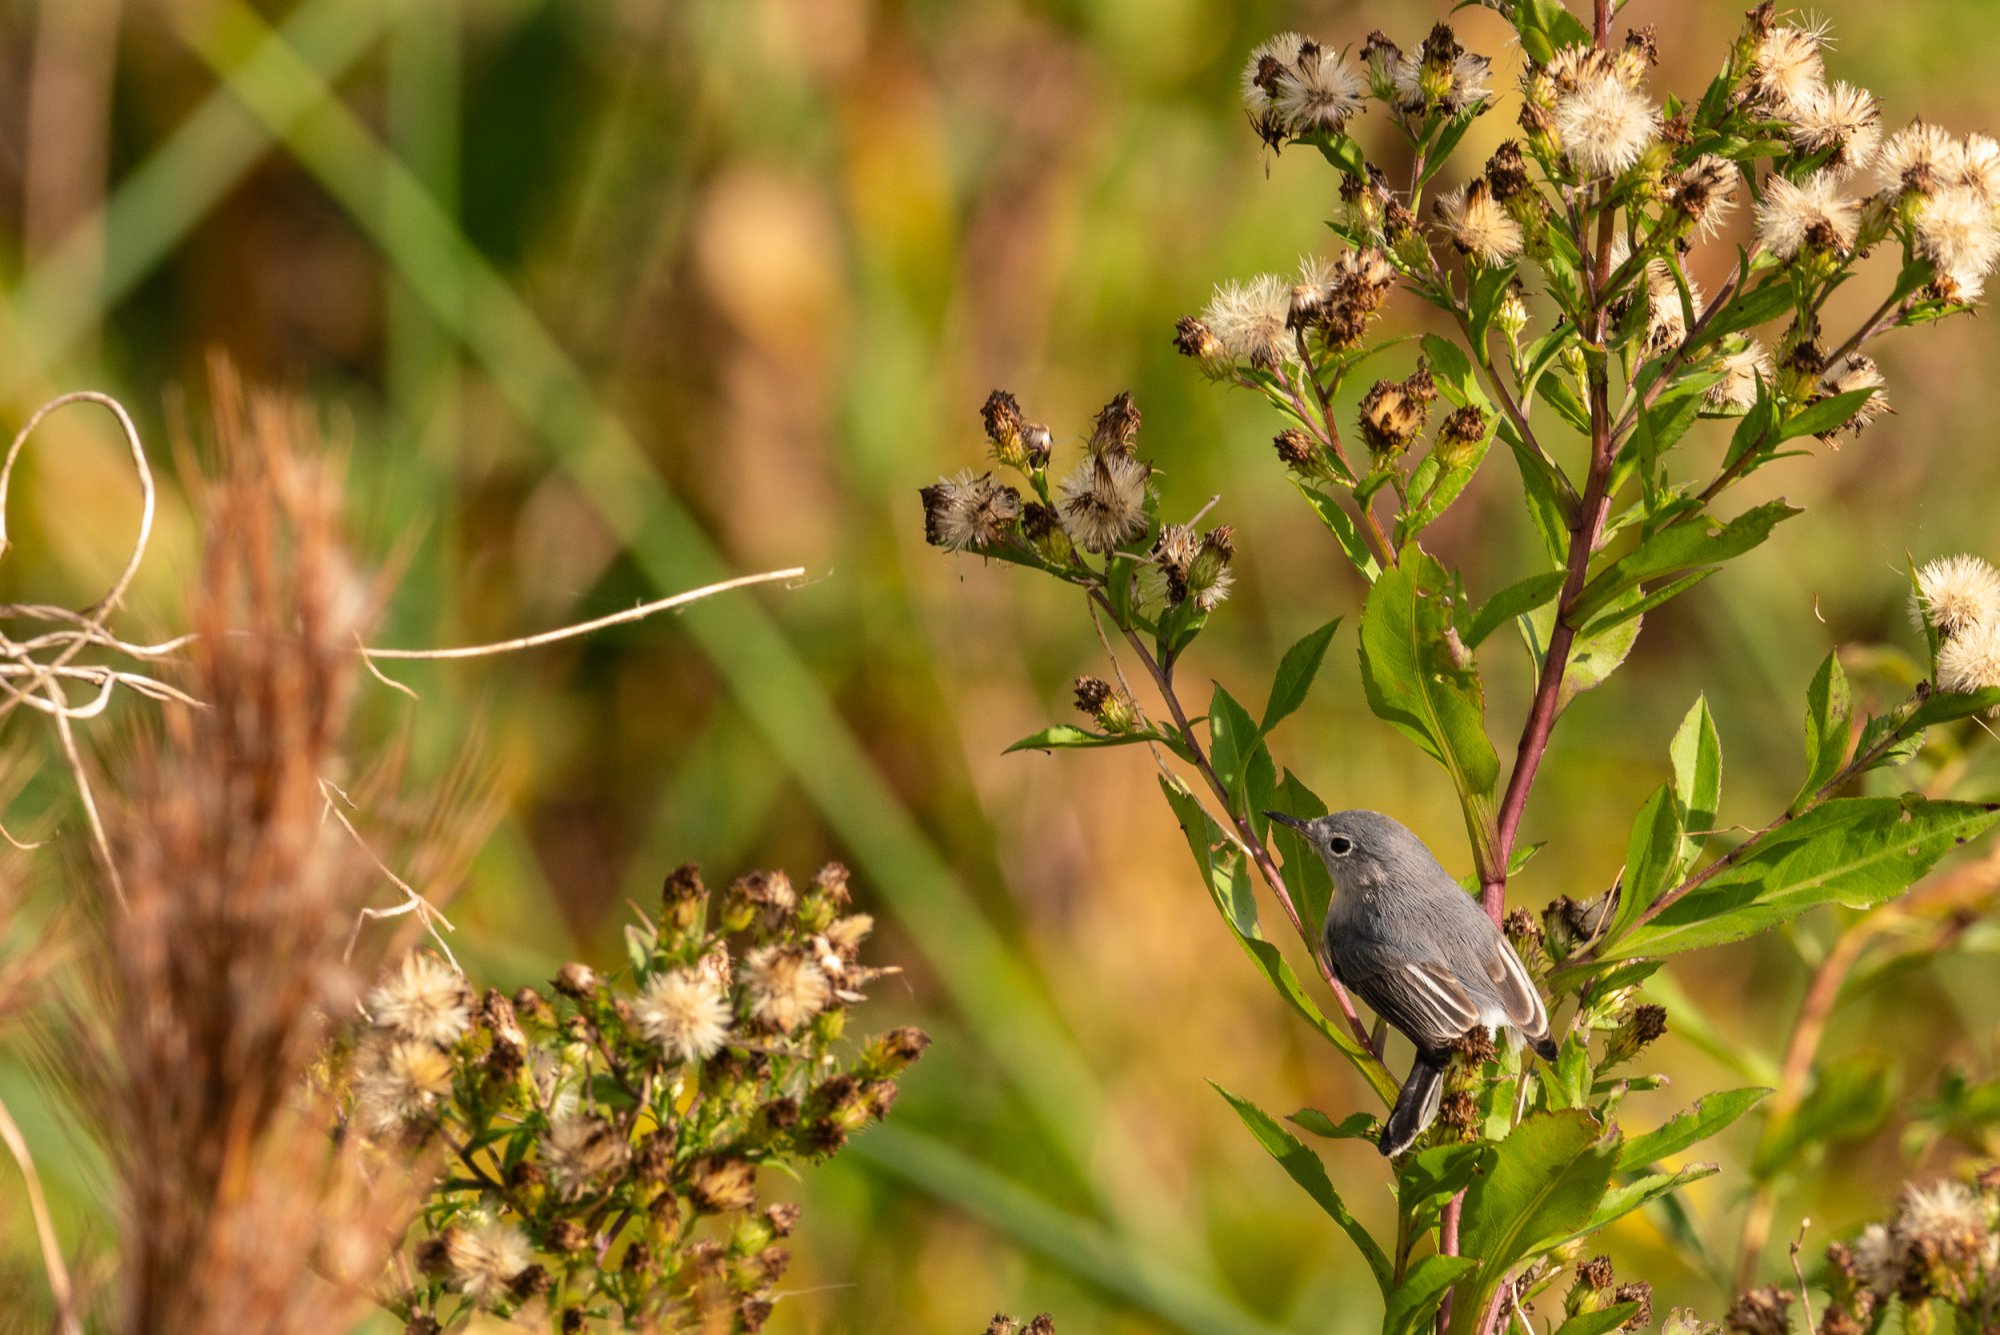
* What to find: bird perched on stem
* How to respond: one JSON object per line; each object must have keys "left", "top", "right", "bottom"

{"left": 1267, "top": 809, "right": 1558, "bottom": 1156}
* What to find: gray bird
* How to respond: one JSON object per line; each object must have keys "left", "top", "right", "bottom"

{"left": 1266, "top": 808, "right": 1558, "bottom": 1156}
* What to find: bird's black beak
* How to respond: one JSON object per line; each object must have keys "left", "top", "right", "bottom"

{"left": 1264, "top": 810, "right": 1308, "bottom": 832}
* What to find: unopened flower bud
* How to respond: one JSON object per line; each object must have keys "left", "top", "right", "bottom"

{"left": 1274, "top": 427, "right": 1331, "bottom": 478}
{"left": 1073, "top": 676, "right": 1134, "bottom": 734}
{"left": 553, "top": 963, "right": 598, "bottom": 1001}
{"left": 1090, "top": 392, "right": 1142, "bottom": 456}
{"left": 981, "top": 389, "right": 1026, "bottom": 467}
{"left": 1358, "top": 369, "right": 1434, "bottom": 456}
{"left": 1495, "top": 282, "right": 1529, "bottom": 343}
{"left": 1433, "top": 405, "right": 1489, "bottom": 469}
{"left": 1174, "top": 316, "right": 1232, "bottom": 378}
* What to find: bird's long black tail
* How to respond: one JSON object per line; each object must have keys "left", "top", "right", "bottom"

{"left": 1379, "top": 1049, "right": 1450, "bottom": 1157}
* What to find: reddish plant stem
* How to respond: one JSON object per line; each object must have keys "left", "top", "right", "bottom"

{"left": 1480, "top": 211, "right": 1619, "bottom": 924}
{"left": 1096, "top": 593, "right": 1383, "bottom": 1061}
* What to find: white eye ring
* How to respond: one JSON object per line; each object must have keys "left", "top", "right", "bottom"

{"left": 1328, "top": 835, "right": 1353, "bottom": 856}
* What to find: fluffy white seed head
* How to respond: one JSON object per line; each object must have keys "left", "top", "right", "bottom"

{"left": 1754, "top": 171, "right": 1859, "bottom": 258}
{"left": 1938, "top": 617, "right": 2000, "bottom": 700}
{"left": 367, "top": 952, "right": 472, "bottom": 1049}
{"left": 1201, "top": 274, "right": 1296, "bottom": 370}
{"left": 1434, "top": 180, "right": 1523, "bottom": 263}
{"left": 635, "top": 968, "right": 733, "bottom": 1064}
{"left": 1750, "top": 23, "right": 1829, "bottom": 117}
{"left": 1915, "top": 185, "right": 2000, "bottom": 297}
{"left": 1240, "top": 33, "right": 1309, "bottom": 114}
{"left": 1787, "top": 80, "right": 1880, "bottom": 169}
{"left": 1914, "top": 554, "right": 2000, "bottom": 638}
{"left": 1956, "top": 133, "right": 2000, "bottom": 203}
{"left": 1705, "top": 343, "right": 1775, "bottom": 411}
{"left": 1878, "top": 120, "right": 1956, "bottom": 191}
{"left": 1274, "top": 46, "right": 1366, "bottom": 134}
{"left": 447, "top": 1220, "right": 536, "bottom": 1307}
{"left": 1056, "top": 451, "right": 1151, "bottom": 554}
{"left": 743, "top": 943, "right": 833, "bottom": 1033}
{"left": 1553, "top": 70, "right": 1657, "bottom": 177}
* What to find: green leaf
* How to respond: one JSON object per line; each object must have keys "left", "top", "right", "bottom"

{"left": 1463, "top": 571, "right": 1566, "bottom": 650}
{"left": 1671, "top": 695, "right": 1724, "bottom": 861}
{"left": 1753, "top": 1053, "right": 1899, "bottom": 1178}
{"left": 1422, "top": 333, "right": 1489, "bottom": 410}
{"left": 1385, "top": 1255, "right": 1479, "bottom": 1335}
{"left": 1540, "top": 370, "right": 1592, "bottom": 433}
{"left": 1294, "top": 481, "right": 1382, "bottom": 581}
{"left": 1263, "top": 620, "right": 1342, "bottom": 733}
{"left": 1777, "top": 387, "right": 1877, "bottom": 443}
{"left": 1796, "top": 651, "right": 1853, "bottom": 810}
{"left": 1213, "top": 1084, "right": 1393, "bottom": 1296}
{"left": 1453, "top": 1112, "right": 1618, "bottom": 1335}
{"left": 1553, "top": 1306, "right": 1642, "bottom": 1335}
{"left": 1571, "top": 500, "right": 1802, "bottom": 625}
{"left": 1359, "top": 549, "right": 1500, "bottom": 806}
{"left": 1578, "top": 1162, "right": 1720, "bottom": 1239}
{"left": 1618, "top": 1087, "right": 1771, "bottom": 1171}
{"left": 1688, "top": 280, "right": 1795, "bottom": 354}
{"left": 1420, "top": 107, "right": 1484, "bottom": 189}
{"left": 1467, "top": 263, "right": 1518, "bottom": 352}
{"left": 1514, "top": 0, "right": 1591, "bottom": 64}
{"left": 1271, "top": 770, "right": 1335, "bottom": 932}
{"left": 1579, "top": 568, "right": 1716, "bottom": 640}
{"left": 1005, "top": 723, "right": 1175, "bottom": 756}
{"left": 1399, "top": 1141, "right": 1490, "bottom": 1213}
{"left": 1908, "top": 686, "right": 2000, "bottom": 731}
{"left": 1287, "top": 1108, "right": 1377, "bottom": 1140}
{"left": 1613, "top": 797, "right": 2000, "bottom": 957}
{"left": 1163, "top": 779, "right": 1397, "bottom": 1100}
{"left": 1207, "top": 685, "right": 1261, "bottom": 809}
{"left": 1306, "top": 130, "right": 1367, "bottom": 177}
{"left": 1610, "top": 785, "right": 1682, "bottom": 941}
{"left": 1505, "top": 431, "right": 1574, "bottom": 566}
{"left": 1523, "top": 591, "right": 1646, "bottom": 710}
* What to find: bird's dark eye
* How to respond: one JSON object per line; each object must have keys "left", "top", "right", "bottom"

{"left": 1328, "top": 835, "right": 1353, "bottom": 856}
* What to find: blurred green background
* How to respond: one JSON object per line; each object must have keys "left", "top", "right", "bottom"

{"left": 4, "top": 0, "right": 2000, "bottom": 1330}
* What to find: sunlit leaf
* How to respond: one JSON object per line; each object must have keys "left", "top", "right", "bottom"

{"left": 1212, "top": 1084, "right": 1392, "bottom": 1297}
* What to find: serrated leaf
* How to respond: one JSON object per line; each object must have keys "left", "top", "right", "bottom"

{"left": 1612, "top": 797, "right": 2000, "bottom": 958}
{"left": 1213, "top": 1084, "right": 1393, "bottom": 1296}
{"left": 1386, "top": 1255, "right": 1479, "bottom": 1335}
{"left": 1263, "top": 620, "right": 1342, "bottom": 733}
{"left": 1360, "top": 548, "right": 1500, "bottom": 806}
{"left": 1619, "top": 1087, "right": 1770, "bottom": 1171}
{"left": 1796, "top": 651, "right": 1853, "bottom": 810}
{"left": 1453, "top": 1112, "right": 1618, "bottom": 1335}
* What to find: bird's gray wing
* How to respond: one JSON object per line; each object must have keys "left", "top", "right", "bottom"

{"left": 1340, "top": 954, "right": 1481, "bottom": 1053}
{"left": 1476, "top": 932, "right": 1551, "bottom": 1041}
